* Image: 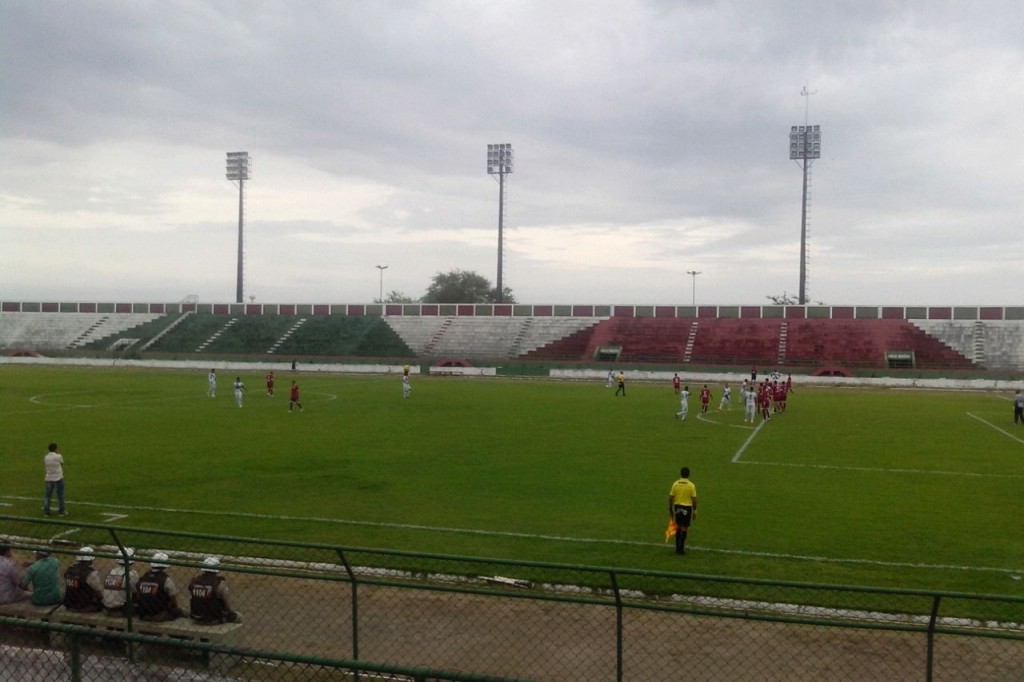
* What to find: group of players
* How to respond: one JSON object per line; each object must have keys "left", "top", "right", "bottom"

{"left": 672, "top": 372, "right": 792, "bottom": 423}
{"left": 204, "top": 366, "right": 414, "bottom": 408}
{"left": 206, "top": 369, "right": 304, "bottom": 411}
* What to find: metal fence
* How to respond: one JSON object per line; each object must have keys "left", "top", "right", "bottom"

{"left": 2, "top": 515, "right": 1022, "bottom": 681}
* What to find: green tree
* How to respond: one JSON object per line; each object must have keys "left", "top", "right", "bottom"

{"left": 374, "top": 290, "right": 417, "bottom": 304}
{"left": 422, "top": 269, "right": 516, "bottom": 304}
{"left": 766, "top": 292, "right": 824, "bottom": 305}
{"left": 766, "top": 292, "right": 799, "bottom": 305}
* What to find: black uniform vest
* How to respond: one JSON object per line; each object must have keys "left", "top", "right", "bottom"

{"left": 189, "top": 572, "right": 226, "bottom": 623}
{"left": 63, "top": 562, "right": 101, "bottom": 610}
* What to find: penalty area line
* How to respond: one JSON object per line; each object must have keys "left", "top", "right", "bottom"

{"left": 732, "top": 459, "right": 1024, "bottom": 479}
{"left": 730, "top": 420, "right": 767, "bottom": 463}
{"left": 967, "top": 412, "right": 1024, "bottom": 445}
{"left": 3, "top": 496, "right": 1014, "bottom": 577}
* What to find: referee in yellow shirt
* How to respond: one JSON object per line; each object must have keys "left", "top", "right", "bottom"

{"left": 668, "top": 467, "right": 697, "bottom": 555}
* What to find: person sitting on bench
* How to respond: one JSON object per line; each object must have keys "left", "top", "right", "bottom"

{"left": 63, "top": 546, "right": 102, "bottom": 612}
{"left": 135, "top": 552, "right": 184, "bottom": 621}
{"left": 188, "top": 557, "right": 240, "bottom": 624}
{"left": 102, "top": 547, "right": 137, "bottom": 617}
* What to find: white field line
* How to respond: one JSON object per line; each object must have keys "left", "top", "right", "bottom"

{"left": 734, "top": 459, "right": 1024, "bottom": 479}
{"left": 730, "top": 420, "right": 767, "bottom": 462}
{"left": 11, "top": 390, "right": 338, "bottom": 416}
{"left": 729, "top": 411, "right": 1023, "bottom": 478}
{"left": 695, "top": 412, "right": 755, "bottom": 430}
{"left": 49, "top": 527, "right": 81, "bottom": 540}
{"left": 3, "top": 496, "right": 1020, "bottom": 578}
{"left": 967, "top": 411, "right": 1024, "bottom": 444}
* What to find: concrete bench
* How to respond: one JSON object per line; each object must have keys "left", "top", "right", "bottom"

{"left": 2, "top": 603, "right": 243, "bottom": 669}
{"left": 0, "top": 601, "right": 60, "bottom": 619}
{"left": 49, "top": 608, "right": 242, "bottom": 643}
{"left": 0, "top": 601, "right": 63, "bottom": 645}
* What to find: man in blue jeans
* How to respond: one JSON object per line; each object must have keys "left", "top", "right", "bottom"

{"left": 43, "top": 442, "right": 66, "bottom": 516}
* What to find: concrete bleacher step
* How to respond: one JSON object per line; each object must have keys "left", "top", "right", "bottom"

{"left": 509, "top": 317, "right": 534, "bottom": 356}
{"left": 422, "top": 318, "right": 454, "bottom": 355}
{"left": 140, "top": 311, "right": 193, "bottom": 351}
{"left": 972, "top": 321, "right": 986, "bottom": 365}
{"left": 683, "top": 321, "right": 699, "bottom": 363}
{"left": 267, "top": 318, "right": 307, "bottom": 354}
{"left": 777, "top": 322, "right": 788, "bottom": 363}
{"left": 69, "top": 315, "right": 110, "bottom": 348}
{"left": 196, "top": 318, "right": 238, "bottom": 352}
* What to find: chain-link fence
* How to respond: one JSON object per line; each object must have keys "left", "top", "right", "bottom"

{"left": 2, "top": 515, "right": 1022, "bottom": 681}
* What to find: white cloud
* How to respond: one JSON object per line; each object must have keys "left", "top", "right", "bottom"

{"left": 1, "top": 1, "right": 1022, "bottom": 306}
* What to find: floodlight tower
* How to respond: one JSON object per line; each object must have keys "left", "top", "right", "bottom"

{"left": 226, "top": 151, "right": 252, "bottom": 304}
{"left": 686, "top": 270, "right": 701, "bottom": 306}
{"left": 487, "top": 143, "right": 514, "bottom": 304}
{"left": 789, "top": 87, "right": 820, "bottom": 305}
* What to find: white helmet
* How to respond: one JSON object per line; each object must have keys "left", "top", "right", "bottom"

{"left": 151, "top": 552, "right": 170, "bottom": 569}
{"left": 201, "top": 556, "right": 220, "bottom": 573}
{"left": 119, "top": 547, "right": 136, "bottom": 565}
{"left": 76, "top": 546, "right": 95, "bottom": 562}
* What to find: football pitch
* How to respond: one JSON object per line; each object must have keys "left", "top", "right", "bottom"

{"left": 2, "top": 364, "right": 1022, "bottom": 597}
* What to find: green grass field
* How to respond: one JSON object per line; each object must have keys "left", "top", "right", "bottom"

{"left": 2, "top": 364, "right": 1022, "bottom": 597}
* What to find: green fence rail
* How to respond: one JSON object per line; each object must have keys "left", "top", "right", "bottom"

{"left": 2, "top": 516, "right": 1022, "bottom": 681}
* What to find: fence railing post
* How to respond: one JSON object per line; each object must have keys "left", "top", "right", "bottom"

{"left": 107, "top": 529, "right": 137, "bottom": 662}
{"left": 609, "top": 570, "right": 623, "bottom": 682}
{"left": 336, "top": 549, "right": 360, "bottom": 663}
{"left": 69, "top": 630, "right": 81, "bottom": 682}
{"left": 925, "top": 594, "right": 941, "bottom": 682}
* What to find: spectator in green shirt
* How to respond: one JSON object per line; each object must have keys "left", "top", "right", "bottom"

{"left": 19, "top": 549, "right": 62, "bottom": 606}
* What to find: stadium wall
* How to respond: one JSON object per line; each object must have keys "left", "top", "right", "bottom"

{"left": 4, "top": 300, "right": 1024, "bottom": 320}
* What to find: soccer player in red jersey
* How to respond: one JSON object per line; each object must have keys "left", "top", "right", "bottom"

{"left": 699, "top": 385, "right": 711, "bottom": 415}
{"left": 759, "top": 385, "right": 772, "bottom": 421}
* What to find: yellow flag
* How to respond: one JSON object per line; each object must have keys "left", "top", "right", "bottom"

{"left": 664, "top": 518, "right": 677, "bottom": 542}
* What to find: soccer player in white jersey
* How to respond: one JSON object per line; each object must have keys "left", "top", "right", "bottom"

{"left": 744, "top": 387, "right": 757, "bottom": 423}
{"left": 675, "top": 386, "right": 690, "bottom": 421}
{"left": 402, "top": 375, "right": 412, "bottom": 399}
{"left": 207, "top": 369, "right": 217, "bottom": 397}
{"left": 719, "top": 384, "right": 731, "bottom": 410}
{"left": 233, "top": 377, "right": 246, "bottom": 408}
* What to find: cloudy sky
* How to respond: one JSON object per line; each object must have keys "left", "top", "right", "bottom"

{"left": 2, "top": 1, "right": 1022, "bottom": 306}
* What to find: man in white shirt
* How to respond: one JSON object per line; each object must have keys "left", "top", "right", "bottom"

{"left": 744, "top": 388, "right": 758, "bottom": 424}
{"left": 675, "top": 386, "right": 690, "bottom": 421}
{"left": 43, "top": 442, "right": 66, "bottom": 516}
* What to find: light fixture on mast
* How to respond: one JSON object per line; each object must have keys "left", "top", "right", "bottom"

{"left": 226, "top": 151, "right": 252, "bottom": 304}
{"left": 487, "top": 143, "right": 514, "bottom": 304}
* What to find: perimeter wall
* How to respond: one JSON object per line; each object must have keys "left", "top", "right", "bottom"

{"left": 4, "top": 300, "right": 1024, "bottom": 320}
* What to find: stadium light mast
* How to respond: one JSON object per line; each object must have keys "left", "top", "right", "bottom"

{"left": 226, "top": 151, "right": 252, "bottom": 304}
{"left": 686, "top": 270, "right": 701, "bottom": 306}
{"left": 789, "top": 87, "right": 820, "bottom": 305}
{"left": 375, "top": 264, "right": 388, "bottom": 304}
{"left": 487, "top": 143, "right": 514, "bottom": 304}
